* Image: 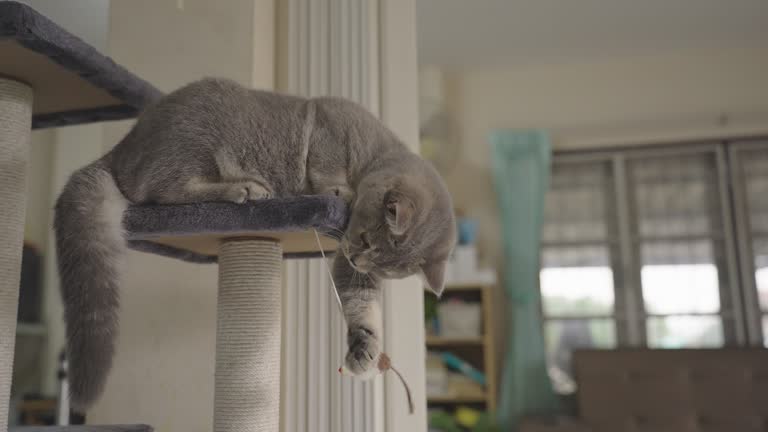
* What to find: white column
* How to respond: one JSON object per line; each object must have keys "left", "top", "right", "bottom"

{"left": 0, "top": 77, "right": 33, "bottom": 431}
{"left": 279, "top": 1, "right": 426, "bottom": 431}
{"left": 378, "top": 1, "right": 427, "bottom": 431}
{"left": 278, "top": 1, "right": 382, "bottom": 432}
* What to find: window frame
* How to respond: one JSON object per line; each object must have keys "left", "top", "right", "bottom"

{"left": 727, "top": 139, "right": 768, "bottom": 346}
{"left": 539, "top": 153, "right": 622, "bottom": 350}
{"left": 542, "top": 140, "right": 758, "bottom": 351}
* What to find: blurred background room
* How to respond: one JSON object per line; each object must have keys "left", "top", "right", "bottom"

{"left": 5, "top": 1, "right": 768, "bottom": 432}
{"left": 416, "top": 1, "right": 768, "bottom": 431}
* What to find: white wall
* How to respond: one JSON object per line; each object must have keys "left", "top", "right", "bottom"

{"left": 435, "top": 46, "right": 768, "bottom": 270}
{"left": 12, "top": 129, "right": 54, "bottom": 409}
{"left": 19, "top": 0, "right": 109, "bottom": 51}
{"left": 24, "top": 130, "right": 54, "bottom": 250}
{"left": 88, "top": 1, "right": 274, "bottom": 430}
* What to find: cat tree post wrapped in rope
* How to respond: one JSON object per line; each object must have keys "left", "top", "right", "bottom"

{"left": 215, "top": 239, "right": 282, "bottom": 432}
{"left": 0, "top": 77, "right": 32, "bottom": 431}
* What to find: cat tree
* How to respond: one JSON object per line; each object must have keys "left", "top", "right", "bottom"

{"left": 0, "top": 3, "right": 345, "bottom": 431}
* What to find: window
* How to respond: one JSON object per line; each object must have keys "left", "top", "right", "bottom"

{"left": 541, "top": 141, "right": 768, "bottom": 392}
{"left": 540, "top": 161, "right": 618, "bottom": 393}
{"left": 628, "top": 153, "right": 732, "bottom": 348}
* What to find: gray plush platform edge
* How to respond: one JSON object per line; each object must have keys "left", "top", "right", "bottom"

{"left": 0, "top": 1, "right": 163, "bottom": 128}
{"left": 11, "top": 426, "right": 153, "bottom": 432}
{"left": 124, "top": 195, "right": 348, "bottom": 261}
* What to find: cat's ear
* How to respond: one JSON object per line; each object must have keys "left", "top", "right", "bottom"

{"left": 420, "top": 260, "right": 447, "bottom": 297}
{"left": 384, "top": 191, "right": 415, "bottom": 235}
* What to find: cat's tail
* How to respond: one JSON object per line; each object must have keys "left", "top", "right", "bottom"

{"left": 54, "top": 158, "right": 128, "bottom": 412}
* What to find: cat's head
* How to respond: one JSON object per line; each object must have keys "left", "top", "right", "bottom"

{"left": 341, "top": 158, "right": 456, "bottom": 296}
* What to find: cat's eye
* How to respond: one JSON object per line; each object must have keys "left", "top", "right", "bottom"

{"left": 360, "top": 232, "right": 371, "bottom": 249}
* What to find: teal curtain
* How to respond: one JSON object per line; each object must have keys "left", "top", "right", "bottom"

{"left": 490, "top": 130, "right": 559, "bottom": 430}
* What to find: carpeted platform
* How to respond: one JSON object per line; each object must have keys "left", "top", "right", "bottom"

{"left": 125, "top": 196, "right": 348, "bottom": 261}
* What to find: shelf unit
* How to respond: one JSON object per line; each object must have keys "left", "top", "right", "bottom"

{"left": 427, "top": 394, "right": 488, "bottom": 404}
{"left": 426, "top": 336, "right": 484, "bottom": 346}
{"left": 426, "top": 283, "right": 497, "bottom": 412}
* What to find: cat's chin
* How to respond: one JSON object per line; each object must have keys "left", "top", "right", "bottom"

{"left": 348, "top": 261, "right": 370, "bottom": 274}
{"left": 346, "top": 256, "right": 375, "bottom": 274}
{"left": 373, "top": 269, "right": 405, "bottom": 280}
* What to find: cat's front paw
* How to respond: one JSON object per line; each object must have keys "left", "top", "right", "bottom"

{"left": 226, "top": 182, "right": 272, "bottom": 203}
{"left": 323, "top": 185, "right": 354, "bottom": 205}
{"left": 345, "top": 326, "right": 381, "bottom": 376}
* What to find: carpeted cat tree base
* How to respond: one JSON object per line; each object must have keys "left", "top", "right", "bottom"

{"left": 1, "top": 3, "right": 346, "bottom": 432}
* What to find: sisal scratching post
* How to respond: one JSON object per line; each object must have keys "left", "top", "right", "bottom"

{"left": 0, "top": 77, "right": 32, "bottom": 429}
{"left": 215, "top": 239, "right": 282, "bottom": 432}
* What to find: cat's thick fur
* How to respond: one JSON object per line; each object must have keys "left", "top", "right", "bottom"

{"left": 55, "top": 78, "right": 456, "bottom": 411}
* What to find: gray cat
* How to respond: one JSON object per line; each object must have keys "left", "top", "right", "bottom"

{"left": 54, "top": 78, "right": 456, "bottom": 410}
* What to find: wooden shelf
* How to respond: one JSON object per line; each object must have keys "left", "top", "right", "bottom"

{"left": 426, "top": 283, "right": 497, "bottom": 412}
{"left": 426, "top": 336, "right": 484, "bottom": 346}
{"left": 427, "top": 394, "right": 487, "bottom": 404}
{"left": 443, "top": 283, "right": 489, "bottom": 291}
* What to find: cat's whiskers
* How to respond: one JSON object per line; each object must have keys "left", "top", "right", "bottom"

{"left": 348, "top": 267, "right": 375, "bottom": 289}
{"left": 325, "top": 227, "right": 346, "bottom": 240}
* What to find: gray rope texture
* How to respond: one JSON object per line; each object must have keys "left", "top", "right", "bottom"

{"left": 0, "top": 78, "right": 32, "bottom": 431}
{"left": 215, "top": 239, "right": 282, "bottom": 432}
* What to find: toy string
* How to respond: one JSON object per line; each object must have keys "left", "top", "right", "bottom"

{"left": 313, "top": 229, "right": 415, "bottom": 415}
{"left": 313, "top": 229, "right": 343, "bottom": 313}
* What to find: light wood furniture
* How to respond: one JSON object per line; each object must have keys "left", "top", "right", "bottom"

{"left": 426, "top": 283, "right": 497, "bottom": 412}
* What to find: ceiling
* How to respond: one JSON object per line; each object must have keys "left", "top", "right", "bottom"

{"left": 416, "top": 0, "right": 768, "bottom": 67}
